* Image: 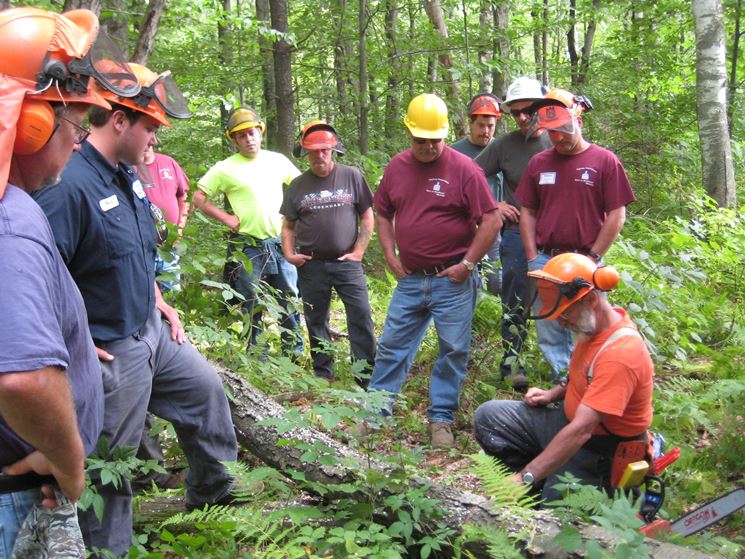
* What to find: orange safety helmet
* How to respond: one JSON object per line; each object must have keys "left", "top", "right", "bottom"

{"left": 527, "top": 253, "right": 619, "bottom": 320}
{"left": 294, "top": 120, "right": 346, "bottom": 157}
{"left": 528, "top": 88, "right": 593, "bottom": 136}
{"left": 0, "top": 7, "right": 139, "bottom": 196}
{"left": 96, "top": 63, "right": 191, "bottom": 127}
{"left": 467, "top": 93, "right": 501, "bottom": 119}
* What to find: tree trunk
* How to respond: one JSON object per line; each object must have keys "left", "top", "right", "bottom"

{"left": 208, "top": 364, "right": 718, "bottom": 559}
{"left": 423, "top": 0, "right": 465, "bottom": 138}
{"left": 383, "top": 0, "right": 401, "bottom": 142}
{"left": 217, "top": 0, "right": 235, "bottom": 155}
{"left": 692, "top": 0, "right": 736, "bottom": 207}
{"left": 727, "top": 0, "right": 742, "bottom": 136}
{"left": 269, "top": 0, "right": 294, "bottom": 156}
{"left": 256, "top": 0, "right": 279, "bottom": 147}
{"left": 492, "top": 4, "right": 509, "bottom": 98}
{"left": 477, "top": 0, "right": 492, "bottom": 94}
{"left": 358, "top": 0, "right": 369, "bottom": 155}
{"left": 100, "top": 0, "right": 130, "bottom": 54}
{"left": 63, "top": 0, "right": 101, "bottom": 14}
{"left": 567, "top": 0, "right": 578, "bottom": 86}
{"left": 131, "top": 0, "right": 166, "bottom": 64}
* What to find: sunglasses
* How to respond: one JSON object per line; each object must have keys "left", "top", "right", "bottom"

{"left": 59, "top": 117, "right": 91, "bottom": 144}
{"left": 412, "top": 137, "right": 443, "bottom": 145}
{"left": 510, "top": 107, "right": 535, "bottom": 118}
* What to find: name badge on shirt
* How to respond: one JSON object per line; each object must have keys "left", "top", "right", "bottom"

{"left": 539, "top": 172, "right": 557, "bottom": 185}
{"left": 132, "top": 179, "right": 146, "bottom": 200}
{"left": 99, "top": 195, "right": 119, "bottom": 212}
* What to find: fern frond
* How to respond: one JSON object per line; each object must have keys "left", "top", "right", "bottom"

{"left": 469, "top": 452, "right": 539, "bottom": 510}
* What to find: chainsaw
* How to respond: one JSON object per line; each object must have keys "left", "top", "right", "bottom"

{"left": 627, "top": 445, "right": 745, "bottom": 537}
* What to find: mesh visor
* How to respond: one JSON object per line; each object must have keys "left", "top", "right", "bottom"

{"left": 144, "top": 71, "right": 191, "bottom": 119}
{"left": 526, "top": 105, "right": 577, "bottom": 138}
{"left": 525, "top": 275, "right": 591, "bottom": 320}
{"left": 68, "top": 32, "right": 140, "bottom": 97}
{"left": 299, "top": 130, "right": 346, "bottom": 156}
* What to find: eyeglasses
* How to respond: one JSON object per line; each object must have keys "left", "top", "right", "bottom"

{"left": 412, "top": 137, "right": 443, "bottom": 145}
{"left": 510, "top": 107, "right": 535, "bottom": 118}
{"left": 60, "top": 117, "right": 91, "bottom": 144}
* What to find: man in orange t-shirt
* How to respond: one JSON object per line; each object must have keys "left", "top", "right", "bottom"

{"left": 474, "top": 253, "right": 653, "bottom": 501}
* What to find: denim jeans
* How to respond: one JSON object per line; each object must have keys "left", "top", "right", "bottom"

{"left": 528, "top": 251, "right": 573, "bottom": 378}
{"left": 226, "top": 236, "right": 303, "bottom": 353}
{"left": 499, "top": 228, "right": 529, "bottom": 376}
{"left": 0, "top": 487, "right": 39, "bottom": 558}
{"left": 297, "top": 260, "right": 375, "bottom": 383}
{"left": 369, "top": 271, "right": 479, "bottom": 424}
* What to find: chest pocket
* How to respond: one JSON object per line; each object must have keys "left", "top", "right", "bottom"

{"left": 99, "top": 198, "right": 145, "bottom": 261}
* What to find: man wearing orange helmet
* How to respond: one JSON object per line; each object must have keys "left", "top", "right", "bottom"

{"left": 515, "top": 88, "right": 635, "bottom": 381}
{"left": 0, "top": 6, "right": 139, "bottom": 555}
{"left": 474, "top": 254, "right": 653, "bottom": 501}
{"left": 451, "top": 93, "right": 504, "bottom": 297}
{"left": 34, "top": 63, "right": 239, "bottom": 556}
{"left": 195, "top": 107, "right": 303, "bottom": 356}
{"left": 280, "top": 121, "right": 376, "bottom": 385}
{"left": 368, "top": 93, "right": 501, "bottom": 448}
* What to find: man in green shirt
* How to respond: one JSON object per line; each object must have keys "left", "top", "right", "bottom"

{"left": 194, "top": 108, "right": 303, "bottom": 354}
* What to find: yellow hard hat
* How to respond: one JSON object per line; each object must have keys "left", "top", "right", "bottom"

{"left": 403, "top": 93, "right": 449, "bottom": 139}
{"left": 225, "top": 107, "right": 266, "bottom": 139}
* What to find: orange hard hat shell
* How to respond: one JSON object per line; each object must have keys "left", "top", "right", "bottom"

{"left": 96, "top": 62, "right": 171, "bottom": 126}
{"left": 300, "top": 129, "right": 339, "bottom": 151}
{"left": 468, "top": 94, "right": 501, "bottom": 118}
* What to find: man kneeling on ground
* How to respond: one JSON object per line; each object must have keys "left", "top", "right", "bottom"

{"left": 473, "top": 253, "right": 653, "bottom": 501}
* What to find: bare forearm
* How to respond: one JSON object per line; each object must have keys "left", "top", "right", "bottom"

{"left": 464, "top": 209, "right": 501, "bottom": 263}
{"left": 520, "top": 207, "right": 538, "bottom": 260}
{"left": 281, "top": 219, "right": 297, "bottom": 260}
{"left": 376, "top": 215, "right": 397, "bottom": 259}
{"left": 591, "top": 206, "right": 626, "bottom": 258}
{"left": 0, "top": 368, "right": 84, "bottom": 474}
{"left": 193, "top": 190, "right": 236, "bottom": 229}
{"left": 352, "top": 209, "right": 374, "bottom": 256}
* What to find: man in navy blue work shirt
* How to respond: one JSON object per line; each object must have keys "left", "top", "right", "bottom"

{"left": 34, "top": 63, "right": 239, "bottom": 557}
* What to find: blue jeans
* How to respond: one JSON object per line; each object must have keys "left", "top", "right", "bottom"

{"left": 226, "top": 236, "right": 303, "bottom": 353}
{"left": 499, "top": 228, "right": 529, "bottom": 376}
{"left": 528, "top": 252, "right": 573, "bottom": 378}
{"left": 0, "top": 487, "right": 39, "bottom": 558}
{"left": 369, "top": 271, "right": 479, "bottom": 424}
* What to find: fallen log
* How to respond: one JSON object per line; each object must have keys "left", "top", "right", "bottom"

{"left": 193, "top": 363, "right": 714, "bottom": 559}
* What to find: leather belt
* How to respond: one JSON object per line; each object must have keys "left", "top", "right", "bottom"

{"left": 410, "top": 257, "right": 463, "bottom": 276}
{"left": 0, "top": 472, "right": 54, "bottom": 494}
{"left": 298, "top": 248, "right": 348, "bottom": 261}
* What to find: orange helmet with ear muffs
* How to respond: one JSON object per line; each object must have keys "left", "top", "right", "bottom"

{"left": 527, "top": 253, "right": 619, "bottom": 320}
{"left": 293, "top": 119, "right": 346, "bottom": 157}
{"left": 0, "top": 7, "right": 139, "bottom": 196}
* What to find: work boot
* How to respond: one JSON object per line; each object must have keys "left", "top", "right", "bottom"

{"left": 429, "top": 422, "right": 455, "bottom": 448}
{"left": 507, "top": 373, "right": 528, "bottom": 393}
{"left": 185, "top": 480, "right": 265, "bottom": 512}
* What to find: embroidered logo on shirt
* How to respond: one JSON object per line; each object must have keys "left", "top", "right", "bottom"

{"left": 575, "top": 166, "right": 599, "bottom": 187}
{"left": 539, "top": 172, "right": 556, "bottom": 185}
{"left": 425, "top": 177, "right": 448, "bottom": 197}
{"left": 159, "top": 168, "right": 174, "bottom": 180}
{"left": 99, "top": 195, "right": 119, "bottom": 212}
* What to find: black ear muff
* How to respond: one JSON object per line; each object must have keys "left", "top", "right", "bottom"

{"left": 14, "top": 99, "right": 56, "bottom": 156}
{"left": 562, "top": 277, "right": 592, "bottom": 300}
{"left": 593, "top": 264, "right": 620, "bottom": 291}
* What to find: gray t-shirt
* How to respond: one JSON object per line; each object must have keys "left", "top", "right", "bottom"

{"left": 474, "top": 130, "right": 552, "bottom": 209}
{"left": 450, "top": 138, "right": 502, "bottom": 201}
{"left": 281, "top": 164, "right": 373, "bottom": 259}
{"left": 0, "top": 185, "right": 103, "bottom": 466}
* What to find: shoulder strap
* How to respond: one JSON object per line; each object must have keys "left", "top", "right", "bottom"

{"left": 586, "top": 327, "right": 640, "bottom": 385}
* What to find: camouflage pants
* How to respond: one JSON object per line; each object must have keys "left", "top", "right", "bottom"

{"left": 11, "top": 488, "right": 84, "bottom": 558}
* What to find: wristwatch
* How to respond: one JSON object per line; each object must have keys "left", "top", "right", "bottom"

{"left": 521, "top": 471, "right": 536, "bottom": 486}
{"left": 588, "top": 250, "right": 601, "bottom": 262}
{"left": 461, "top": 259, "right": 475, "bottom": 272}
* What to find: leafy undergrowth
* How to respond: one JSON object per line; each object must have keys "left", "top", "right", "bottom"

{"left": 120, "top": 196, "right": 745, "bottom": 558}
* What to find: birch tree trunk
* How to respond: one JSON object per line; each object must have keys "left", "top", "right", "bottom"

{"left": 692, "top": 0, "right": 736, "bottom": 207}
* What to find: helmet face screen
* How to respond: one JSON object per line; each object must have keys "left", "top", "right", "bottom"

{"left": 527, "top": 105, "right": 577, "bottom": 137}
{"left": 131, "top": 71, "right": 190, "bottom": 119}
{"left": 525, "top": 275, "right": 592, "bottom": 320}
{"left": 68, "top": 32, "right": 140, "bottom": 97}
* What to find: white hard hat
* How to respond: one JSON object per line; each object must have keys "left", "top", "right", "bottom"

{"left": 501, "top": 77, "right": 546, "bottom": 111}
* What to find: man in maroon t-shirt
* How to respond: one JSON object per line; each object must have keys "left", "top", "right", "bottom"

{"left": 366, "top": 93, "right": 501, "bottom": 448}
{"left": 515, "top": 88, "right": 635, "bottom": 380}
